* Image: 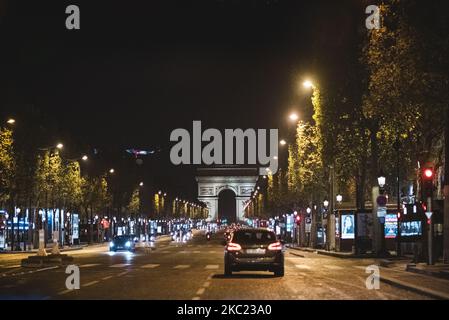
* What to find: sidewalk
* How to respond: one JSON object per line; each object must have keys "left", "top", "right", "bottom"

{"left": 287, "top": 245, "right": 449, "bottom": 299}
{"left": 379, "top": 262, "right": 449, "bottom": 300}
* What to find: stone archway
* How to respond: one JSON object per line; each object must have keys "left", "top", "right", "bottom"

{"left": 218, "top": 189, "right": 237, "bottom": 223}
{"left": 196, "top": 167, "right": 258, "bottom": 222}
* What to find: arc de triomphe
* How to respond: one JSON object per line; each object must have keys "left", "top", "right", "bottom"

{"left": 196, "top": 167, "right": 259, "bottom": 222}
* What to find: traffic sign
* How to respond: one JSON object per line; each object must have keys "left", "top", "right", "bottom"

{"left": 425, "top": 211, "right": 433, "bottom": 219}
{"left": 305, "top": 217, "right": 312, "bottom": 224}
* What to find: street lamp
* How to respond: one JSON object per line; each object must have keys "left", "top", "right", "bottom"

{"left": 139, "top": 182, "right": 144, "bottom": 187}
{"left": 109, "top": 168, "right": 115, "bottom": 174}
{"left": 306, "top": 207, "right": 312, "bottom": 214}
{"left": 336, "top": 194, "right": 343, "bottom": 204}
{"left": 289, "top": 113, "right": 299, "bottom": 122}
{"left": 303, "top": 80, "right": 314, "bottom": 89}
{"left": 280, "top": 139, "right": 287, "bottom": 146}
{"left": 6, "top": 118, "right": 16, "bottom": 125}
{"left": 56, "top": 143, "right": 64, "bottom": 150}
{"left": 378, "top": 175, "right": 386, "bottom": 189}
{"left": 81, "top": 155, "right": 88, "bottom": 161}
{"left": 323, "top": 200, "right": 329, "bottom": 208}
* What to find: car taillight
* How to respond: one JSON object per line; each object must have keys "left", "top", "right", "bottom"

{"left": 227, "top": 242, "right": 242, "bottom": 252}
{"left": 268, "top": 242, "right": 282, "bottom": 251}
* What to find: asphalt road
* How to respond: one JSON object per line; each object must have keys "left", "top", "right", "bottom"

{"left": 0, "top": 230, "right": 429, "bottom": 300}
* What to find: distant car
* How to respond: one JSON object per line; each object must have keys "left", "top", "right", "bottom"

{"left": 109, "top": 235, "right": 136, "bottom": 252}
{"left": 224, "top": 228, "right": 284, "bottom": 277}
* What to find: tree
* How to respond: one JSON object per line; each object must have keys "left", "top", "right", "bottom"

{"left": 0, "top": 127, "right": 15, "bottom": 206}
{"left": 127, "top": 187, "right": 140, "bottom": 217}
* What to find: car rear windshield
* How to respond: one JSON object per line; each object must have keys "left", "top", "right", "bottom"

{"left": 114, "top": 236, "right": 130, "bottom": 241}
{"left": 232, "top": 230, "right": 277, "bottom": 244}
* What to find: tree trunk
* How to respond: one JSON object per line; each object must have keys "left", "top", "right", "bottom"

{"left": 444, "top": 106, "right": 449, "bottom": 263}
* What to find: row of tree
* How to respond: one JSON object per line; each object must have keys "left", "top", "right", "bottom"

{"left": 266, "top": 0, "right": 448, "bottom": 214}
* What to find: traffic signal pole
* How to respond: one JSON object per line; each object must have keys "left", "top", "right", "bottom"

{"left": 427, "top": 196, "right": 433, "bottom": 265}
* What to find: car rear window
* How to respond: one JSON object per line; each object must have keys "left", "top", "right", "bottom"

{"left": 232, "top": 230, "right": 277, "bottom": 244}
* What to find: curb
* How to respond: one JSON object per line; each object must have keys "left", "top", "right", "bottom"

{"left": 380, "top": 274, "right": 449, "bottom": 300}
{"left": 406, "top": 265, "right": 449, "bottom": 281}
{"left": 287, "top": 246, "right": 376, "bottom": 259}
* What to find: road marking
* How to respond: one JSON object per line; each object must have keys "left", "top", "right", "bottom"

{"left": 4, "top": 265, "right": 21, "bottom": 269}
{"left": 141, "top": 264, "right": 160, "bottom": 269}
{"left": 174, "top": 265, "right": 190, "bottom": 269}
{"left": 295, "top": 265, "right": 311, "bottom": 270}
{"left": 83, "top": 281, "right": 99, "bottom": 287}
{"left": 323, "top": 265, "right": 344, "bottom": 270}
{"left": 192, "top": 297, "right": 201, "bottom": 300}
{"left": 209, "top": 250, "right": 217, "bottom": 254}
{"left": 203, "top": 281, "right": 211, "bottom": 288}
{"left": 117, "top": 271, "right": 129, "bottom": 277}
{"left": 57, "top": 289, "right": 73, "bottom": 295}
{"left": 109, "top": 264, "right": 131, "bottom": 268}
{"left": 196, "top": 288, "right": 206, "bottom": 295}
{"left": 205, "top": 265, "right": 219, "bottom": 270}
{"left": 193, "top": 251, "right": 201, "bottom": 254}
{"left": 354, "top": 266, "right": 367, "bottom": 270}
{"left": 102, "top": 276, "right": 113, "bottom": 280}
{"left": 207, "top": 274, "right": 214, "bottom": 280}
{"left": 80, "top": 264, "right": 101, "bottom": 268}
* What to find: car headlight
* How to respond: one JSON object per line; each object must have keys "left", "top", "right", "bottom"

{"left": 125, "top": 241, "right": 131, "bottom": 247}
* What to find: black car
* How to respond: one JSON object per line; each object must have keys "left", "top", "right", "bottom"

{"left": 224, "top": 228, "right": 284, "bottom": 277}
{"left": 109, "top": 235, "right": 136, "bottom": 252}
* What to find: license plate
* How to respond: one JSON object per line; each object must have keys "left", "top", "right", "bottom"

{"left": 246, "top": 248, "right": 266, "bottom": 255}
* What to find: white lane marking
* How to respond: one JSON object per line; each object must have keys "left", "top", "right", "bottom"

{"left": 83, "top": 281, "right": 99, "bottom": 287}
{"left": 196, "top": 288, "right": 206, "bottom": 295}
{"left": 192, "top": 297, "right": 201, "bottom": 300}
{"left": 208, "top": 250, "right": 218, "bottom": 254}
{"left": 193, "top": 251, "right": 201, "bottom": 254}
{"left": 354, "top": 266, "right": 367, "bottom": 270}
{"left": 205, "top": 265, "right": 219, "bottom": 270}
{"left": 102, "top": 276, "right": 113, "bottom": 280}
{"left": 117, "top": 271, "right": 129, "bottom": 277}
{"left": 207, "top": 274, "right": 214, "bottom": 280}
{"left": 174, "top": 265, "right": 190, "bottom": 269}
{"left": 4, "top": 265, "right": 21, "bottom": 269}
{"left": 203, "top": 281, "right": 211, "bottom": 288}
{"left": 58, "top": 289, "right": 73, "bottom": 295}
{"left": 141, "top": 264, "right": 160, "bottom": 269}
{"left": 109, "top": 264, "right": 131, "bottom": 268}
{"left": 323, "top": 265, "right": 344, "bottom": 270}
{"left": 295, "top": 265, "right": 311, "bottom": 270}
{"left": 80, "top": 264, "right": 101, "bottom": 268}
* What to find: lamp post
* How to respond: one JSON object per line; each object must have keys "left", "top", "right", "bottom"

{"left": 377, "top": 173, "right": 388, "bottom": 257}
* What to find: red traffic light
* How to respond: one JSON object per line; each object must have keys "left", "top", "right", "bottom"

{"left": 423, "top": 168, "right": 434, "bottom": 179}
{"left": 295, "top": 216, "right": 301, "bottom": 225}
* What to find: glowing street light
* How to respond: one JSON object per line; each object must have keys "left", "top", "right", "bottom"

{"left": 289, "top": 113, "right": 299, "bottom": 122}
{"left": 81, "top": 155, "right": 88, "bottom": 161}
{"left": 323, "top": 200, "right": 329, "bottom": 208}
{"left": 280, "top": 139, "right": 287, "bottom": 146}
{"left": 139, "top": 182, "right": 144, "bottom": 187}
{"left": 336, "top": 194, "right": 343, "bottom": 204}
{"left": 6, "top": 118, "right": 16, "bottom": 125}
{"left": 306, "top": 207, "right": 312, "bottom": 214}
{"left": 303, "top": 80, "right": 314, "bottom": 89}
{"left": 109, "top": 168, "right": 115, "bottom": 174}
{"left": 56, "top": 143, "right": 64, "bottom": 150}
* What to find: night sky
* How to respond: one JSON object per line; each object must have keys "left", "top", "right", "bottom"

{"left": 0, "top": 0, "right": 366, "bottom": 199}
